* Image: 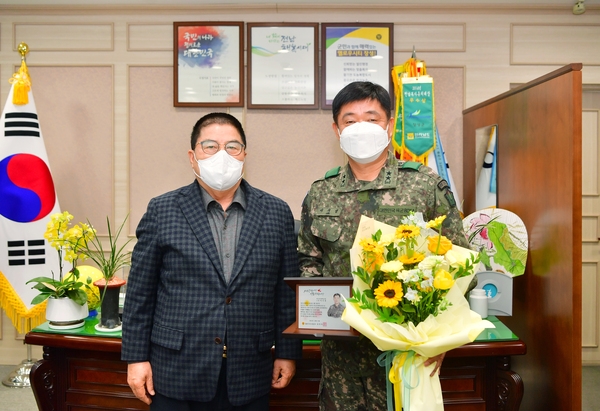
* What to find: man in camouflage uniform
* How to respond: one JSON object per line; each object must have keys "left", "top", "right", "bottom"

{"left": 297, "top": 81, "right": 469, "bottom": 411}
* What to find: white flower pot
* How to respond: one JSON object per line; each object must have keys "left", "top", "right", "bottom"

{"left": 46, "top": 297, "right": 88, "bottom": 330}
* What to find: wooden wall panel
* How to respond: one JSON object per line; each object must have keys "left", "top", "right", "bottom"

{"left": 394, "top": 23, "right": 465, "bottom": 52}
{"left": 582, "top": 261, "right": 599, "bottom": 348}
{"left": 511, "top": 24, "right": 600, "bottom": 66}
{"left": 27, "top": 66, "right": 114, "bottom": 234}
{"left": 462, "top": 64, "right": 582, "bottom": 411}
{"left": 128, "top": 66, "right": 206, "bottom": 235}
{"left": 127, "top": 24, "right": 172, "bottom": 51}
{"left": 14, "top": 23, "right": 114, "bottom": 51}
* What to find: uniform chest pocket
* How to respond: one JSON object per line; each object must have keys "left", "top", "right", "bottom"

{"left": 311, "top": 207, "right": 342, "bottom": 243}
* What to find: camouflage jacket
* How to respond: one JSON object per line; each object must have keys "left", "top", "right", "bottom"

{"left": 298, "top": 151, "right": 468, "bottom": 279}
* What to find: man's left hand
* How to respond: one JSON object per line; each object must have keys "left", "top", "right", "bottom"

{"left": 424, "top": 352, "right": 446, "bottom": 376}
{"left": 271, "top": 359, "right": 296, "bottom": 389}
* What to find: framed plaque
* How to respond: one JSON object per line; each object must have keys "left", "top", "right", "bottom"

{"left": 283, "top": 277, "right": 359, "bottom": 340}
{"left": 321, "top": 23, "right": 394, "bottom": 108}
{"left": 173, "top": 21, "right": 244, "bottom": 107}
{"left": 247, "top": 23, "right": 318, "bottom": 109}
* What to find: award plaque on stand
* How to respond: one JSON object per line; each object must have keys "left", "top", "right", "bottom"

{"left": 283, "top": 277, "right": 359, "bottom": 340}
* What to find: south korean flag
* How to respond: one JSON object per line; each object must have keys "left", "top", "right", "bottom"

{"left": 0, "top": 81, "right": 62, "bottom": 329}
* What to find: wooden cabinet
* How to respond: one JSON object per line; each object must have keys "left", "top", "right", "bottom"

{"left": 25, "top": 333, "right": 525, "bottom": 411}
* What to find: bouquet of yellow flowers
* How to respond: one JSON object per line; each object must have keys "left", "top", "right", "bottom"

{"left": 342, "top": 213, "right": 494, "bottom": 411}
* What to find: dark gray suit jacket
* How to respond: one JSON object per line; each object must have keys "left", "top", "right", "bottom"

{"left": 121, "top": 180, "right": 301, "bottom": 405}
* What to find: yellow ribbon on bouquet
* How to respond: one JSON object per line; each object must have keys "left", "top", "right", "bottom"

{"left": 378, "top": 350, "right": 419, "bottom": 411}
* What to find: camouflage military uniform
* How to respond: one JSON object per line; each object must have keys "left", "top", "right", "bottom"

{"left": 298, "top": 151, "right": 469, "bottom": 411}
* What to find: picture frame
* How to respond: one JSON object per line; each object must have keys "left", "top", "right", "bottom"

{"left": 320, "top": 23, "right": 394, "bottom": 108}
{"left": 173, "top": 21, "right": 244, "bottom": 107}
{"left": 283, "top": 277, "right": 359, "bottom": 340}
{"left": 247, "top": 23, "right": 319, "bottom": 109}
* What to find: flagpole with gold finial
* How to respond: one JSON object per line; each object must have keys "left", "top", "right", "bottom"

{"left": 9, "top": 42, "right": 31, "bottom": 105}
{"left": 1, "top": 43, "right": 38, "bottom": 388}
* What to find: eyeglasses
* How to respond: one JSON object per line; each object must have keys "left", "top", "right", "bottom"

{"left": 196, "top": 140, "right": 245, "bottom": 156}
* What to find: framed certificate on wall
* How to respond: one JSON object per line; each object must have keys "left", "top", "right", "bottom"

{"left": 247, "top": 23, "right": 318, "bottom": 109}
{"left": 173, "top": 22, "right": 244, "bottom": 107}
{"left": 321, "top": 23, "right": 394, "bottom": 108}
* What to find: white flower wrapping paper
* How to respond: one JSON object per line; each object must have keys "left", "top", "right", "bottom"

{"left": 341, "top": 215, "right": 495, "bottom": 411}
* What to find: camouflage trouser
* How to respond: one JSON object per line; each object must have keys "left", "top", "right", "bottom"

{"left": 319, "top": 337, "right": 391, "bottom": 411}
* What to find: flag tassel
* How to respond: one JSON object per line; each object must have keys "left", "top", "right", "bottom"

{"left": 0, "top": 271, "right": 46, "bottom": 333}
{"left": 9, "top": 59, "right": 31, "bottom": 105}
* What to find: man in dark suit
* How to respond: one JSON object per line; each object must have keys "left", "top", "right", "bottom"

{"left": 122, "top": 112, "right": 302, "bottom": 411}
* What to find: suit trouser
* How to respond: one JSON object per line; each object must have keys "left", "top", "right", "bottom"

{"left": 150, "top": 358, "right": 270, "bottom": 411}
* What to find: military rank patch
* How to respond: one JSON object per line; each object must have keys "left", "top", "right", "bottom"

{"left": 339, "top": 172, "right": 348, "bottom": 188}
{"left": 384, "top": 170, "right": 393, "bottom": 185}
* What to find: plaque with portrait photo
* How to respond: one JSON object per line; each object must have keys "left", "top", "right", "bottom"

{"left": 283, "top": 277, "right": 359, "bottom": 340}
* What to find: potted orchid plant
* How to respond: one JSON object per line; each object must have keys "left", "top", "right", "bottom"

{"left": 26, "top": 211, "right": 97, "bottom": 329}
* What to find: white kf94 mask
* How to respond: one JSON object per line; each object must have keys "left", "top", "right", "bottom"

{"left": 339, "top": 121, "right": 390, "bottom": 164}
{"left": 194, "top": 150, "right": 244, "bottom": 191}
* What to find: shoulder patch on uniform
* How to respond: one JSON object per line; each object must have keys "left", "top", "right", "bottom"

{"left": 444, "top": 190, "right": 457, "bottom": 208}
{"left": 437, "top": 179, "right": 449, "bottom": 191}
{"left": 401, "top": 161, "right": 422, "bottom": 171}
{"left": 324, "top": 166, "right": 341, "bottom": 179}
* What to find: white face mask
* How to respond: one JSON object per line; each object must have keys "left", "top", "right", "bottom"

{"left": 339, "top": 121, "right": 390, "bottom": 164}
{"left": 194, "top": 150, "right": 244, "bottom": 191}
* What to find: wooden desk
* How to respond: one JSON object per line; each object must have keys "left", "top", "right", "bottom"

{"left": 25, "top": 319, "right": 525, "bottom": 411}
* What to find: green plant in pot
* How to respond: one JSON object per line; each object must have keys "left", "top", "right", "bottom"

{"left": 26, "top": 211, "right": 97, "bottom": 330}
{"left": 79, "top": 215, "right": 132, "bottom": 331}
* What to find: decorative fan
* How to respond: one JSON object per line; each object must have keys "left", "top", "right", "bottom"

{"left": 463, "top": 208, "right": 528, "bottom": 277}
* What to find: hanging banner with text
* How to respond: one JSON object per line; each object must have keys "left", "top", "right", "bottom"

{"left": 400, "top": 76, "right": 436, "bottom": 160}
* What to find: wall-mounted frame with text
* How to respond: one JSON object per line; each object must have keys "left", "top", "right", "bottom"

{"left": 173, "top": 22, "right": 244, "bottom": 107}
{"left": 321, "top": 23, "right": 394, "bottom": 108}
{"left": 247, "top": 23, "right": 319, "bottom": 109}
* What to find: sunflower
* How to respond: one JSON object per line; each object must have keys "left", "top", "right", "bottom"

{"left": 395, "top": 224, "right": 420, "bottom": 240}
{"left": 426, "top": 215, "right": 447, "bottom": 229}
{"left": 360, "top": 237, "right": 385, "bottom": 271}
{"left": 399, "top": 251, "right": 425, "bottom": 265}
{"left": 374, "top": 280, "right": 404, "bottom": 308}
{"left": 360, "top": 237, "right": 378, "bottom": 252}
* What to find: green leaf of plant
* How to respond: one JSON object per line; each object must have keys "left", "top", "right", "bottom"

{"left": 373, "top": 229, "right": 382, "bottom": 242}
{"left": 402, "top": 303, "right": 415, "bottom": 313}
{"left": 30, "top": 293, "right": 52, "bottom": 305}
{"left": 26, "top": 276, "right": 56, "bottom": 284}
{"left": 372, "top": 271, "right": 384, "bottom": 291}
{"left": 65, "top": 289, "right": 88, "bottom": 305}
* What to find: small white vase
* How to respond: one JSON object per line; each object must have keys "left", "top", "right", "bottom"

{"left": 46, "top": 297, "right": 88, "bottom": 330}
